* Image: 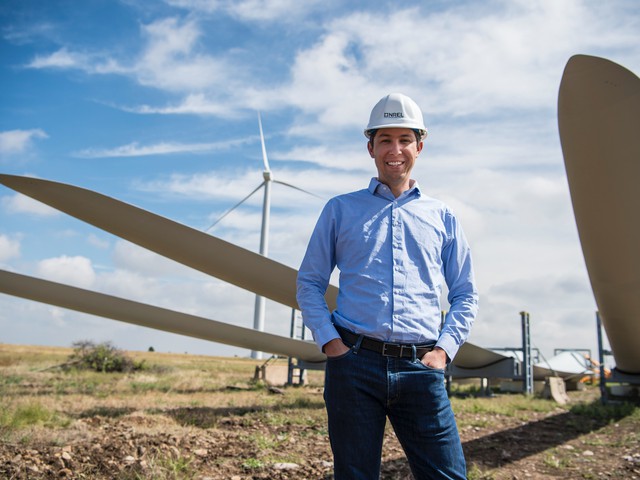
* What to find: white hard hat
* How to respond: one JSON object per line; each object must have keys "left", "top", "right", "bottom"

{"left": 364, "top": 93, "right": 427, "bottom": 140}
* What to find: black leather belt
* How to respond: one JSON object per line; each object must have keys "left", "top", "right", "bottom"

{"left": 335, "top": 325, "right": 434, "bottom": 359}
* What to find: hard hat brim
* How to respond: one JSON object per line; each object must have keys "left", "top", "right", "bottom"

{"left": 364, "top": 126, "right": 428, "bottom": 139}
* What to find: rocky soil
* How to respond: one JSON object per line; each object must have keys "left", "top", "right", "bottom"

{"left": 1, "top": 345, "right": 638, "bottom": 479}
{"left": 2, "top": 390, "right": 639, "bottom": 479}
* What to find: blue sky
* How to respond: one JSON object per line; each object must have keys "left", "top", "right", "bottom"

{"left": 1, "top": 0, "right": 638, "bottom": 361}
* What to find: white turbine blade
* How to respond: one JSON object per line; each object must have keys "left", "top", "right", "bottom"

{"left": 258, "top": 111, "right": 271, "bottom": 172}
{"left": 1, "top": 268, "right": 510, "bottom": 371}
{"left": 558, "top": 54, "right": 640, "bottom": 374}
{"left": 450, "top": 342, "right": 509, "bottom": 369}
{"left": 0, "top": 174, "right": 338, "bottom": 311}
{"left": 205, "top": 182, "right": 265, "bottom": 232}
{"left": 0, "top": 175, "right": 515, "bottom": 373}
{"left": 273, "top": 179, "right": 324, "bottom": 200}
{"left": 0, "top": 269, "right": 326, "bottom": 362}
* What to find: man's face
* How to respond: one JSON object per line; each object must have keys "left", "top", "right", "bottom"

{"left": 368, "top": 128, "right": 423, "bottom": 192}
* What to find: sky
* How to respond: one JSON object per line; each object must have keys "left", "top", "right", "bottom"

{"left": 0, "top": 0, "right": 638, "bottom": 364}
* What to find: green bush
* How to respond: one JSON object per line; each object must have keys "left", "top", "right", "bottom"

{"left": 570, "top": 400, "right": 638, "bottom": 422}
{"left": 68, "top": 340, "right": 145, "bottom": 373}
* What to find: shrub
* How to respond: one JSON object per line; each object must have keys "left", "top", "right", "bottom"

{"left": 68, "top": 340, "right": 145, "bottom": 373}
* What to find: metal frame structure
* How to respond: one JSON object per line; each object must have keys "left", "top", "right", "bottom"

{"left": 596, "top": 312, "right": 640, "bottom": 404}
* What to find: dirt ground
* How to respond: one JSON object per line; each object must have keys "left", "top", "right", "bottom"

{"left": 1, "top": 345, "right": 639, "bottom": 479}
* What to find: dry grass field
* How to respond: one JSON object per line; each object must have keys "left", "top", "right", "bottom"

{"left": 1, "top": 342, "right": 638, "bottom": 479}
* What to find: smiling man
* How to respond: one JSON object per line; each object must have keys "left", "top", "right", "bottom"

{"left": 297, "top": 93, "right": 479, "bottom": 479}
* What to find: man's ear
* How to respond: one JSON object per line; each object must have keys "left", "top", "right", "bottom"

{"left": 367, "top": 141, "right": 374, "bottom": 158}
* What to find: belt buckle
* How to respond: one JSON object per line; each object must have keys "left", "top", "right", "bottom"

{"left": 381, "top": 342, "right": 401, "bottom": 357}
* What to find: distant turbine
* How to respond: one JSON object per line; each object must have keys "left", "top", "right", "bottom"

{"left": 206, "top": 112, "right": 321, "bottom": 359}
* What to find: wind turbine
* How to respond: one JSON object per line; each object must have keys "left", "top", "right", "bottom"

{"left": 206, "top": 113, "right": 321, "bottom": 359}
{"left": 0, "top": 56, "right": 638, "bottom": 386}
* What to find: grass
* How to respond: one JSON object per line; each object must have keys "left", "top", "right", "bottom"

{"left": 570, "top": 399, "right": 639, "bottom": 422}
{"left": 118, "top": 453, "right": 197, "bottom": 480}
{"left": 466, "top": 462, "right": 496, "bottom": 479}
{"left": 452, "top": 394, "right": 559, "bottom": 416}
{"left": 1, "top": 342, "right": 638, "bottom": 479}
{"left": 0, "top": 401, "right": 71, "bottom": 430}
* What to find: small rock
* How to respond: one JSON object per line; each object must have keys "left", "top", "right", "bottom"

{"left": 123, "top": 455, "right": 136, "bottom": 465}
{"left": 274, "top": 462, "right": 300, "bottom": 470}
{"left": 583, "top": 450, "right": 594, "bottom": 456}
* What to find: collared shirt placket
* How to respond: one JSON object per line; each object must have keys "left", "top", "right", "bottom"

{"left": 391, "top": 200, "right": 404, "bottom": 339}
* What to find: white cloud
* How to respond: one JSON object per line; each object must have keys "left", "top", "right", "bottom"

{"left": 271, "top": 1, "right": 639, "bottom": 142}
{"left": 123, "top": 93, "right": 236, "bottom": 116}
{"left": 140, "top": 169, "right": 264, "bottom": 201}
{"left": 74, "top": 136, "right": 251, "bottom": 158}
{"left": 0, "top": 234, "right": 21, "bottom": 262}
{"left": 278, "top": 144, "right": 372, "bottom": 171}
{"left": 1, "top": 193, "right": 60, "bottom": 216}
{"left": 0, "top": 129, "right": 48, "bottom": 159}
{"left": 134, "top": 17, "right": 241, "bottom": 93}
{"left": 26, "top": 47, "right": 85, "bottom": 69}
{"left": 111, "top": 240, "right": 194, "bottom": 277}
{"left": 166, "top": 0, "right": 323, "bottom": 22}
{"left": 227, "top": 0, "right": 323, "bottom": 22}
{"left": 22, "top": 17, "right": 243, "bottom": 103}
{"left": 24, "top": 46, "right": 129, "bottom": 76}
{"left": 87, "top": 234, "right": 110, "bottom": 250}
{"left": 36, "top": 255, "right": 96, "bottom": 288}
{"left": 164, "top": 0, "right": 224, "bottom": 14}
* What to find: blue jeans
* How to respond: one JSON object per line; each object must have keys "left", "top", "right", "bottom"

{"left": 324, "top": 345, "right": 466, "bottom": 480}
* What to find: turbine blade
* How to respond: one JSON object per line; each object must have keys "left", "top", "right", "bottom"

{"left": 0, "top": 269, "right": 326, "bottom": 362}
{"left": 205, "top": 182, "right": 265, "bottom": 232}
{"left": 258, "top": 111, "right": 271, "bottom": 172}
{"left": 273, "top": 179, "right": 324, "bottom": 200}
{"left": 0, "top": 268, "right": 584, "bottom": 378}
{"left": 0, "top": 174, "right": 338, "bottom": 311}
{"left": 558, "top": 54, "right": 640, "bottom": 374}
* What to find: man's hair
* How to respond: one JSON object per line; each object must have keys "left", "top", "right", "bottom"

{"left": 367, "top": 129, "right": 421, "bottom": 147}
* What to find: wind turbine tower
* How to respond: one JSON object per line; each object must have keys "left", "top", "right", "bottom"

{"left": 205, "top": 113, "right": 320, "bottom": 360}
{"left": 253, "top": 113, "right": 272, "bottom": 359}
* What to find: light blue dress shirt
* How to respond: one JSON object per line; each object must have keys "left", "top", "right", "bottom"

{"left": 296, "top": 177, "right": 478, "bottom": 361}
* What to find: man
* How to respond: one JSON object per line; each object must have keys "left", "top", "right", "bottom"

{"left": 296, "top": 93, "right": 478, "bottom": 479}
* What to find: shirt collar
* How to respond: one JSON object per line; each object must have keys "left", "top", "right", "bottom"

{"left": 368, "top": 177, "right": 422, "bottom": 198}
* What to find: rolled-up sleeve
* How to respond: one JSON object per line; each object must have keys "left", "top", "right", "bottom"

{"left": 296, "top": 202, "right": 340, "bottom": 351}
{"left": 437, "top": 211, "right": 479, "bottom": 361}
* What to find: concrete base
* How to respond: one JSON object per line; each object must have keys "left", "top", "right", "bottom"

{"left": 543, "top": 377, "right": 570, "bottom": 404}
{"left": 254, "top": 364, "right": 290, "bottom": 386}
{"left": 609, "top": 384, "right": 640, "bottom": 399}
